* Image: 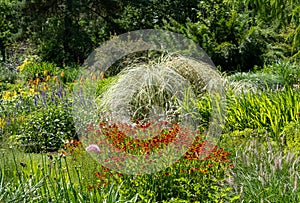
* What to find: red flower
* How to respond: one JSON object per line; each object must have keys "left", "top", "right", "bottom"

{"left": 189, "top": 167, "right": 198, "bottom": 173}
{"left": 94, "top": 172, "right": 101, "bottom": 178}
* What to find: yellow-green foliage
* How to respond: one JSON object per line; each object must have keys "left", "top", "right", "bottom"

{"left": 281, "top": 121, "right": 300, "bottom": 153}
{"left": 226, "top": 88, "right": 300, "bottom": 141}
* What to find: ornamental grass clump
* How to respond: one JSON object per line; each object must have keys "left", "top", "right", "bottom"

{"left": 228, "top": 139, "right": 300, "bottom": 202}
{"left": 98, "top": 54, "right": 221, "bottom": 123}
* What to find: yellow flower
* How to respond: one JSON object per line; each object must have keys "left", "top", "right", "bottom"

{"left": 29, "top": 88, "right": 35, "bottom": 94}
{"left": 43, "top": 82, "right": 48, "bottom": 91}
{"left": 21, "top": 91, "right": 27, "bottom": 97}
{"left": 43, "top": 70, "right": 48, "bottom": 76}
{"left": 17, "top": 59, "right": 29, "bottom": 72}
{"left": 3, "top": 91, "right": 12, "bottom": 100}
{"left": 18, "top": 116, "right": 25, "bottom": 122}
{"left": 46, "top": 75, "right": 51, "bottom": 81}
{"left": 61, "top": 71, "right": 65, "bottom": 77}
{"left": 13, "top": 91, "right": 17, "bottom": 97}
{"left": 0, "top": 118, "right": 5, "bottom": 129}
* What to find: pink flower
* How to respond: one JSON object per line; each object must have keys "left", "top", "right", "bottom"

{"left": 86, "top": 144, "right": 100, "bottom": 153}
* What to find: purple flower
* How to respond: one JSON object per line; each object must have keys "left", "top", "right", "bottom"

{"left": 86, "top": 144, "right": 100, "bottom": 153}
{"left": 57, "top": 89, "right": 62, "bottom": 98}
{"left": 34, "top": 95, "right": 38, "bottom": 107}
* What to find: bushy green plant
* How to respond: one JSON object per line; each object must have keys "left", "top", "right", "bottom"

{"left": 18, "top": 57, "right": 80, "bottom": 85}
{"left": 0, "top": 94, "right": 33, "bottom": 144}
{"left": 16, "top": 101, "right": 77, "bottom": 153}
{"left": 0, "top": 82, "right": 23, "bottom": 98}
{"left": 221, "top": 128, "right": 269, "bottom": 148}
{"left": 18, "top": 57, "right": 59, "bottom": 81}
{"left": 60, "top": 64, "right": 80, "bottom": 84}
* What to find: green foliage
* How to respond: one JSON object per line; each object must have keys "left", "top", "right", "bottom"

{"left": 17, "top": 101, "right": 77, "bottom": 153}
{"left": 60, "top": 64, "right": 80, "bottom": 84}
{"left": 0, "top": 66, "right": 17, "bottom": 83}
{"left": 36, "top": 18, "right": 94, "bottom": 65}
{"left": 0, "top": 0, "right": 24, "bottom": 62}
{"left": 18, "top": 57, "right": 79, "bottom": 84}
{"left": 245, "top": 0, "right": 300, "bottom": 60}
{"left": 221, "top": 128, "right": 269, "bottom": 148}
{"left": 259, "top": 61, "right": 300, "bottom": 86}
{"left": 96, "top": 76, "right": 118, "bottom": 97}
{"left": 0, "top": 1, "right": 13, "bottom": 61}
{"left": 228, "top": 72, "right": 286, "bottom": 91}
{"left": 161, "top": 0, "right": 275, "bottom": 72}
{"left": 116, "top": 0, "right": 198, "bottom": 31}
{"left": 20, "top": 0, "right": 121, "bottom": 65}
{"left": 0, "top": 149, "right": 137, "bottom": 203}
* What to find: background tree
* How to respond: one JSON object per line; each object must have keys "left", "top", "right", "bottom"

{"left": 245, "top": 0, "right": 300, "bottom": 60}
{"left": 21, "top": 0, "right": 122, "bottom": 65}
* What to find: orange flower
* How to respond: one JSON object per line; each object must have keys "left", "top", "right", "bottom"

{"left": 61, "top": 71, "right": 65, "bottom": 77}
{"left": 36, "top": 78, "right": 40, "bottom": 85}
{"left": 94, "top": 172, "right": 101, "bottom": 178}
{"left": 189, "top": 167, "right": 198, "bottom": 173}
{"left": 46, "top": 75, "right": 51, "bottom": 81}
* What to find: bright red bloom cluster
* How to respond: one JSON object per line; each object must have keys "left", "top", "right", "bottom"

{"left": 184, "top": 137, "right": 231, "bottom": 163}
{"left": 84, "top": 120, "right": 182, "bottom": 155}
{"left": 66, "top": 120, "right": 232, "bottom": 191}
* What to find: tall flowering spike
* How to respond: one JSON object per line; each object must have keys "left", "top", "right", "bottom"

{"left": 86, "top": 144, "right": 100, "bottom": 153}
